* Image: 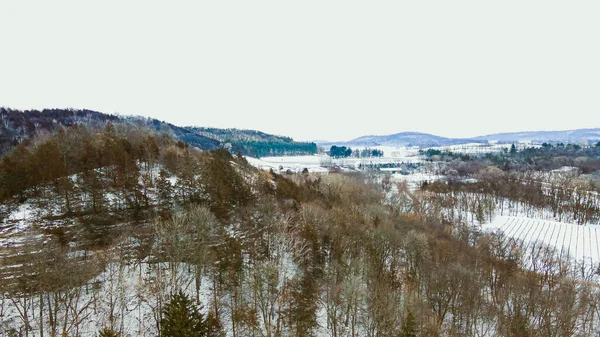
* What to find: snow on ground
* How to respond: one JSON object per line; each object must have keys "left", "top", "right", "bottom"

{"left": 245, "top": 156, "right": 329, "bottom": 173}
{"left": 427, "top": 143, "right": 508, "bottom": 154}
{"left": 391, "top": 172, "right": 445, "bottom": 190}
{"left": 426, "top": 142, "right": 540, "bottom": 154}
{"left": 245, "top": 148, "right": 423, "bottom": 174}
{"left": 483, "top": 215, "right": 600, "bottom": 264}
{"left": 258, "top": 155, "right": 323, "bottom": 165}
{"left": 0, "top": 261, "right": 215, "bottom": 337}
{"left": 6, "top": 203, "right": 35, "bottom": 230}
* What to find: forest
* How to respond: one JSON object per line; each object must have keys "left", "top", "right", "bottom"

{"left": 1, "top": 119, "right": 600, "bottom": 336}
{"left": 329, "top": 146, "right": 384, "bottom": 159}
{"left": 0, "top": 108, "right": 316, "bottom": 159}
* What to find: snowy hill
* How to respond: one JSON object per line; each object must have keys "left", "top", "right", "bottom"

{"left": 473, "top": 128, "right": 600, "bottom": 143}
{"left": 319, "top": 132, "right": 483, "bottom": 147}
{"left": 0, "top": 107, "right": 316, "bottom": 157}
{"left": 318, "top": 128, "right": 600, "bottom": 148}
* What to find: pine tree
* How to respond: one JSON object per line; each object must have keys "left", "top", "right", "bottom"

{"left": 476, "top": 202, "right": 486, "bottom": 224}
{"left": 400, "top": 310, "right": 418, "bottom": 337}
{"left": 156, "top": 169, "right": 174, "bottom": 211}
{"left": 161, "top": 290, "right": 208, "bottom": 337}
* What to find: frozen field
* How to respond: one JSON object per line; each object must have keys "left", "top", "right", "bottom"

{"left": 426, "top": 142, "right": 540, "bottom": 154}
{"left": 245, "top": 155, "right": 329, "bottom": 173}
{"left": 245, "top": 147, "right": 423, "bottom": 173}
{"left": 483, "top": 216, "right": 600, "bottom": 263}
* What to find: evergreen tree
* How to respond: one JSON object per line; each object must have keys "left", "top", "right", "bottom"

{"left": 476, "top": 203, "right": 486, "bottom": 224}
{"left": 161, "top": 290, "right": 208, "bottom": 337}
{"left": 400, "top": 310, "right": 418, "bottom": 337}
{"left": 508, "top": 312, "right": 530, "bottom": 337}
{"left": 156, "top": 169, "right": 174, "bottom": 210}
{"left": 510, "top": 143, "right": 517, "bottom": 154}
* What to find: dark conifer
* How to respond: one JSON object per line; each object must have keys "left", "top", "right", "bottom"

{"left": 400, "top": 310, "right": 418, "bottom": 337}
{"left": 161, "top": 290, "right": 208, "bottom": 337}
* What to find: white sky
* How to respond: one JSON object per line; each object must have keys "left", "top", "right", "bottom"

{"left": 1, "top": 1, "right": 599, "bottom": 142}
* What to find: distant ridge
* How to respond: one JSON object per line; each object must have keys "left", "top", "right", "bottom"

{"left": 318, "top": 128, "right": 600, "bottom": 147}
{"left": 473, "top": 128, "right": 600, "bottom": 143}
{"left": 318, "top": 132, "right": 483, "bottom": 147}
{"left": 0, "top": 107, "right": 317, "bottom": 157}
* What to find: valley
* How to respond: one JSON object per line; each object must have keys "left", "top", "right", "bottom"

{"left": 0, "top": 110, "right": 599, "bottom": 336}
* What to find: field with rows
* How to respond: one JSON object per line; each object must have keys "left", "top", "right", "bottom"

{"left": 484, "top": 216, "right": 600, "bottom": 263}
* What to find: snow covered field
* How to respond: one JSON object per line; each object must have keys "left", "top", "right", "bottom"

{"left": 426, "top": 142, "right": 539, "bottom": 154}
{"left": 483, "top": 215, "right": 600, "bottom": 264}
{"left": 390, "top": 172, "right": 445, "bottom": 190}
{"left": 245, "top": 155, "right": 329, "bottom": 173}
{"left": 245, "top": 146, "right": 423, "bottom": 174}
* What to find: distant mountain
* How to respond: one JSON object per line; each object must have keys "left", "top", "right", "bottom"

{"left": 318, "top": 128, "right": 600, "bottom": 148}
{"left": 0, "top": 108, "right": 316, "bottom": 157}
{"left": 473, "top": 128, "right": 600, "bottom": 143}
{"left": 319, "top": 132, "right": 483, "bottom": 148}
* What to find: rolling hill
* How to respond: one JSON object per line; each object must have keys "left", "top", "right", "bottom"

{"left": 319, "top": 128, "right": 600, "bottom": 148}
{"left": 0, "top": 107, "right": 316, "bottom": 157}
{"left": 473, "top": 128, "right": 600, "bottom": 143}
{"left": 318, "top": 132, "right": 483, "bottom": 147}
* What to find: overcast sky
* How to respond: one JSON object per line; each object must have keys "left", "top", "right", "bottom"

{"left": 1, "top": 1, "right": 599, "bottom": 141}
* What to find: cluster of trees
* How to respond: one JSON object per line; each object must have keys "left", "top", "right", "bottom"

{"left": 3, "top": 145, "right": 600, "bottom": 335}
{"left": 0, "top": 108, "right": 316, "bottom": 158}
{"left": 419, "top": 149, "right": 471, "bottom": 162}
{"left": 329, "top": 145, "right": 354, "bottom": 158}
{"left": 3, "top": 115, "right": 600, "bottom": 336}
{"left": 360, "top": 148, "right": 384, "bottom": 158}
{"left": 230, "top": 140, "right": 317, "bottom": 158}
{"left": 415, "top": 142, "right": 600, "bottom": 226}
{"left": 0, "top": 108, "right": 120, "bottom": 155}
{"left": 0, "top": 122, "right": 168, "bottom": 220}
{"left": 186, "top": 127, "right": 296, "bottom": 143}
{"left": 184, "top": 127, "right": 318, "bottom": 158}
{"left": 329, "top": 146, "right": 384, "bottom": 158}
{"left": 420, "top": 165, "right": 600, "bottom": 225}
{"left": 424, "top": 142, "right": 600, "bottom": 175}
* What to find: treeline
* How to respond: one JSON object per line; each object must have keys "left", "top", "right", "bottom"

{"left": 329, "top": 145, "right": 384, "bottom": 158}
{"left": 422, "top": 142, "right": 600, "bottom": 174}
{"left": 419, "top": 148, "right": 471, "bottom": 161}
{"left": 0, "top": 122, "right": 272, "bottom": 227}
{"left": 421, "top": 166, "right": 600, "bottom": 225}
{"left": 0, "top": 123, "right": 158, "bottom": 214}
{"left": 186, "top": 127, "right": 318, "bottom": 158}
{"left": 186, "top": 126, "right": 296, "bottom": 143}
{"left": 230, "top": 140, "right": 317, "bottom": 158}
{"left": 0, "top": 107, "right": 120, "bottom": 155}
{"left": 0, "top": 108, "right": 317, "bottom": 158}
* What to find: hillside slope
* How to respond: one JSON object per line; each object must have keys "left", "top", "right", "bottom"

{"left": 320, "top": 132, "right": 482, "bottom": 147}
{"left": 319, "top": 128, "right": 600, "bottom": 147}
{"left": 0, "top": 107, "right": 316, "bottom": 157}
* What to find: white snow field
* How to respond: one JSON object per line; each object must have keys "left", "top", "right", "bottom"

{"left": 483, "top": 215, "right": 600, "bottom": 264}
{"left": 245, "top": 155, "right": 329, "bottom": 173}
{"left": 245, "top": 146, "right": 423, "bottom": 173}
